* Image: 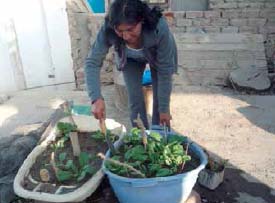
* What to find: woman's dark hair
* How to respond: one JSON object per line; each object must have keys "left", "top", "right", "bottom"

{"left": 108, "top": 0, "right": 162, "bottom": 30}
{"left": 104, "top": 0, "right": 162, "bottom": 55}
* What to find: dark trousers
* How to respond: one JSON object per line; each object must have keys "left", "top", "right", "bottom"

{"left": 122, "top": 59, "right": 160, "bottom": 129}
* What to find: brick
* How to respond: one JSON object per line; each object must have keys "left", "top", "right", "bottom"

{"left": 222, "top": 10, "right": 242, "bottom": 18}
{"left": 240, "top": 9, "right": 260, "bottom": 18}
{"left": 259, "top": 9, "right": 275, "bottom": 18}
{"left": 211, "top": 18, "right": 229, "bottom": 26}
{"left": 186, "top": 27, "right": 206, "bottom": 33}
{"left": 186, "top": 11, "right": 204, "bottom": 19}
{"left": 239, "top": 26, "right": 259, "bottom": 34}
{"left": 210, "top": 2, "right": 238, "bottom": 9}
{"left": 203, "top": 26, "right": 221, "bottom": 33}
{"left": 173, "top": 11, "right": 186, "bottom": 19}
{"left": 177, "top": 43, "right": 264, "bottom": 52}
{"left": 266, "top": 26, "right": 275, "bottom": 34}
{"left": 192, "top": 19, "right": 211, "bottom": 26}
{"left": 267, "top": 18, "right": 275, "bottom": 26}
{"left": 247, "top": 18, "right": 267, "bottom": 26}
{"left": 230, "top": 19, "right": 248, "bottom": 26}
{"left": 176, "top": 19, "right": 193, "bottom": 27}
{"left": 179, "top": 51, "right": 234, "bottom": 60}
{"left": 264, "top": 3, "right": 275, "bottom": 8}
{"left": 259, "top": 26, "right": 269, "bottom": 34}
{"left": 175, "top": 33, "right": 264, "bottom": 44}
{"left": 221, "top": 26, "right": 239, "bottom": 33}
{"left": 204, "top": 11, "right": 221, "bottom": 18}
{"left": 238, "top": 3, "right": 265, "bottom": 9}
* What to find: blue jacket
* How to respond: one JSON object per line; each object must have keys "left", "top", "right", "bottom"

{"left": 85, "top": 17, "right": 177, "bottom": 113}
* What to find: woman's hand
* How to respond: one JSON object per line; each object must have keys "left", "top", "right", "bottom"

{"left": 91, "top": 98, "right": 106, "bottom": 120}
{"left": 159, "top": 112, "right": 172, "bottom": 127}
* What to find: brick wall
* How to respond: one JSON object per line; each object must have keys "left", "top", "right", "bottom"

{"left": 67, "top": 0, "right": 275, "bottom": 89}
{"left": 166, "top": 0, "right": 275, "bottom": 65}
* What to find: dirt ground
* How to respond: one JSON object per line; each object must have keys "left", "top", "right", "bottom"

{"left": 10, "top": 84, "right": 275, "bottom": 203}
{"left": 103, "top": 84, "right": 275, "bottom": 203}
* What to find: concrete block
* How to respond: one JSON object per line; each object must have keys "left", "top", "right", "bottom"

{"left": 178, "top": 51, "right": 234, "bottom": 60}
{"left": 259, "top": 9, "right": 275, "bottom": 18}
{"left": 204, "top": 11, "right": 221, "bottom": 18}
{"left": 247, "top": 18, "right": 267, "bottom": 26}
{"left": 240, "top": 8, "right": 260, "bottom": 18}
{"left": 265, "top": 3, "right": 275, "bottom": 8}
{"left": 203, "top": 26, "right": 221, "bottom": 33}
{"left": 176, "top": 19, "right": 193, "bottom": 27}
{"left": 230, "top": 18, "right": 248, "bottom": 26}
{"left": 267, "top": 18, "right": 275, "bottom": 26}
{"left": 239, "top": 26, "right": 259, "bottom": 34}
{"left": 186, "top": 27, "right": 206, "bottom": 33}
{"left": 192, "top": 19, "right": 211, "bottom": 26}
{"left": 173, "top": 11, "right": 186, "bottom": 19}
{"left": 211, "top": 18, "right": 229, "bottom": 26}
{"left": 222, "top": 9, "right": 242, "bottom": 18}
{"left": 186, "top": 11, "right": 204, "bottom": 19}
{"left": 175, "top": 33, "right": 264, "bottom": 44}
{"left": 210, "top": 2, "right": 238, "bottom": 9}
{"left": 238, "top": 3, "right": 265, "bottom": 9}
{"left": 221, "top": 26, "right": 239, "bottom": 33}
{"left": 259, "top": 26, "right": 275, "bottom": 34}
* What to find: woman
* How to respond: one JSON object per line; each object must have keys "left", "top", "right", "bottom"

{"left": 85, "top": 0, "right": 177, "bottom": 129}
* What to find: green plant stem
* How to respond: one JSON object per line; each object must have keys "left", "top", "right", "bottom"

{"left": 100, "top": 119, "right": 117, "bottom": 155}
{"left": 181, "top": 143, "right": 189, "bottom": 172}
{"left": 97, "top": 153, "right": 146, "bottom": 178}
{"left": 133, "top": 114, "right": 147, "bottom": 150}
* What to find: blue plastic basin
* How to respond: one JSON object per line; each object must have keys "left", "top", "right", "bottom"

{"left": 103, "top": 130, "right": 207, "bottom": 203}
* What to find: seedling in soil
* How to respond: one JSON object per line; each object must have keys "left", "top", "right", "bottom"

{"left": 54, "top": 152, "right": 96, "bottom": 182}
{"left": 102, "top": 128, "right": 191, "bottom": 178}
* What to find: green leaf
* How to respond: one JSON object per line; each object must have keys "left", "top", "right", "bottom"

{"left": 91, "top": 131, "right": 104, "bottom": 140}
{"left": 124, "top": 145, "right": 147, "bottom": 162}
{"left": 149, "top": 132, "right": 162, "bottom": 142}
{"left": 57, "top": 122, "right": 77, "bottom": 135}
{"left": 59, "top": 152, "right": 67, "bottom": 162}
{"left": 79, "top": 152, "right": 90, "bottom": 167}
{"left": 56, "top": 170, "right": 73, "bottom": 182}
{"left": 77, "top": 170, "right": 87, "bottom": 182}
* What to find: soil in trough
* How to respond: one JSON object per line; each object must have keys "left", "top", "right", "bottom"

{"left": 27, "top": 132, "right": 113, "bottom": 188}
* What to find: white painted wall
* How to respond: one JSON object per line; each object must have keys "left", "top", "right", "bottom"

{"left": 0, "top": 0, "right": 74, "bottom": 93}
{"left": 0, "top": 22, "right": 17, "bottom": 92}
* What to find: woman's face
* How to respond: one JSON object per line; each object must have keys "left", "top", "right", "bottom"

{"left": 114, "top": 22, "right": 142, "bottom": 44}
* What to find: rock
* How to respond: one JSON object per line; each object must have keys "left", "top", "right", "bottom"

{"left": 40, "top": 169, "right": 50, "bottom": 182}
{"left": 229, "top": 66, "right": 271, "bottom": 92}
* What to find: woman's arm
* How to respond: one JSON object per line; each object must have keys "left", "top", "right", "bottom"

{"left": 155, "top": 17, "right": 177, "bottom": 115}
{"left": 85, "top": 22, "right": 111, "bottom": 103}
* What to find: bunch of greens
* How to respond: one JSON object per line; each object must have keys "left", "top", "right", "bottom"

{"left": 50, "top": 122, "right": 77, "bottom": 150}
{"left": 105, "top": 128, "right": 191, "bottom": 178}
{"left": 56, "top": 152, "right": 96, "bottom": 182}
{"left": 90, "top": 129, "right": 119, "bottom": 143}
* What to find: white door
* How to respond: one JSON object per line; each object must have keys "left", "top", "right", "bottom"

{"left": 0, "top": 21, "right": 17, "bottom": 92}
{"left": 0, "top": 0, "right": 74, "bottom": 92}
